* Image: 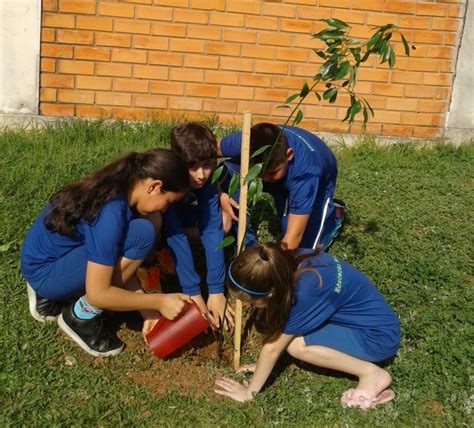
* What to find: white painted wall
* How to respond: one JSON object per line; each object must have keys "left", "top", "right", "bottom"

{"left": 0, "top": 0, "right": 41, "bottom": 114}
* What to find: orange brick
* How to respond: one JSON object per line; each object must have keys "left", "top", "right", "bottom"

{"left": 58, "top": 60, "right": 94, "bottom": 75}
{"left": 423, "top": 73, "right": 452, "bottom": 86}
{"left": 76, "top": 105, "right": 112, "bottom": 118}
{"left": 259, "top": 31, "right": 292, "bottom": 47}
{"left": 444, "top": 33, "right": 458, "bottom": 46}
{"left": 372, "top": 83, "right": 404, "bottom": 97}
{"left": 254, "top": 89, "right": 289, "bottom": 102}
{"left": 239, "top": 74, "right": 272, "bottom": 88}
{"left": 134, "top": 64, "right": 168, "bottom": 80}
{"left": 404, "top": 85, "right": 448, "bottom": 100}
{"left": 133, "top": 35, "right": 168, "bottom": 50}
{"left": 352, "top": 0, "right": 385, "bottom": 11}
{"left": 209, "top": 12, "right": 244, "bottom": 27}
{"left": 412, "top": 127, "right": 441, "bottom": 139}
{"left": 318, "top": 121, "right": 351, "bottom": 134}
{"left": 318, "top": 0, "right": 350, "bottom": 7}
{"left": 426, "top": 46, "right": 455, "bottom": 59}
{"left": 401, "top": 112, "right": 443, "bottom": 127}
{"left": 290, "top": 63, "right": 317, "bottom": 77}
{"left": 170, "top": 39, "right": 205, "bottom": 53}
{"left": 57, "top": 30, "right": 93, "bottom": 45}
{"left": 191, "top": 0, "right": 225, "bottom": 10}
{"left": 245, "top": 15, "right": 278, "bottom": 31}
{"left": 184, "top": 54, "right": 219, "bottom": 69}
{"left": 293, "top": 34, "right": 318, "bottom": 49}
{"left": 412, "top": 31, "right": 444, "bottom": 45}
{"left": 169, "top": 97, "right": 203, "bottom": 111}
{"left": 242, "top": 46, "right": 274, "bottom": 60}
{"left": 98, "top": 2, "right": 134, "bottom": 17}
{"left": 151, "top": 22, "right": 186, "bottom": 37}
{"left": 439, "top": 60, "right": 455, "bottom": 73}
{"left": 386, "top": 98, "right": 418, "bottom": 112}
{"left": 203, "top": 99, "right": 237, "bottom": 113}
{"left": 418, "top": 100, "right": 447, "bottom": 113}
{"left": 40, "top": 88, "right": 57, "bottom": 102}
{"left": 75, "top": 46, "right": 111, "bottom": 61}
{"left": 153, "top": 0, "right": 188, "bottom": 7}
{"left": 41, "top": 73, "right": 74, "bottom": 88}
{"left": 391, "top": 71, "right": 423, "bottom": 85}
{"left": 113, "top": 107, "right": 151, "bottom": 120}
{"left": 417, "top": 3, "right": 449, "bottom": 17}
{"left": 96, "top": 63, "right": 132, "bottom": 77}
{"left": 367, "top": 13, "right": 399, "bottom": 27}
{"left": 280, "top": 19, "right": 313, "bottom": 33}
{"left": 185, "top": 83, "right": 219, "bottom": 98}
{"left": 408, "top": 58, "right": 440, "bottom": 72}
{"left": 302, "top": 105, "right": 339, "bottom": 120}
{"left": 149, "top": 52, "right": 183, "bottom": 66}
{"left": 115, "top": 19, "right": 151, "bottom": 34}
{"left": 385, "top": 1, "right": 416, "bottom": 14}
{"left": 96, "top": 32, "right": 131, "bottom": 47}
{"left": 150, "top": 81, "right": 185, "bottom": 95}
{"left": 41, "top": 58, "right": 56, "bottom": 73}
{"left": 227, "top": 1, "right": 261, "bottom": 14}
{"left": 134, "top": 94, "right": 168, "bottom": 108}
{"left": 263, "top": 3, "right": 296, "bottom": 17}
{"left": 40, "top": 103, "right": 74, "bottom": 116}
{"left": 204, "top": 71, "right": 238, "bottom": 85}
{"left": 43, "top": 13, "right": 75, "bottom": 28}
{"left": 276, "top": 47, "right": 307, "bottom": 62}
{"left": 207, "top": 42, "right": 240, "bottom": 56}
{"left": 42, "top": 44, "right": 73, "bottom": 58}
{"left": 331, "top": 9, "right": 366, "bottom": 25}
{"left": 449, "top": 4, "right": 464, "bottom": 18}
{"left": 187, "top": 25, "right": 221, "bottom": 40}
{"left": 76, "top": 76, "right": 112, "bottom": 90}
{"left": 76, "top": 16, "right": 113, "bottom": 31}
{"left": 298, "top": 5, "right": 331, "bottom": 20}
{"left": 43, "top": 0, "right": 58, "bottom": 12}
{"left": 59, "top": 0, "right": 96, "bottom": 14}
{"left": 114, "top": 78, "right": 149, "bottom": 93}
{"left": 111, "top": 48, "right": 147, "bottom": 64}
{"left": 42, "top": 28, "right": 56, "bottom": 42}
{"left": 358, "top": 69, "right": 391, "bottom": 83}
{"left": 169, "top": 68, "right": 204, "bottom": 82}
{"left": 220, "top": 86, "right": 254, "bottom": 100}
{"left": 237, "top": 101, "right": 271, "bottom": 115}
{"left": 381, "top": 125, "right": 414, "bottom": 137}
{"left": 399, "top": 16, "right": 429, "bottom": 30}
{"left": 273, "top": 76, "right": 306, "bottom": 90}
{"left": 96, "top": 92, "right": 132, "bottom": 106}
{"left": 432, "top": 17, "right": 460, "bottom": 31}
{"left": 222, "top": 29, "right": 257, "bottom": 44}
{"left": 174, "top": 9, "right": 209, "bottom": 24}
{"left": 58, "top": 89, "right": 95, "bottom": 104}
{"left": 256, "top": 60, "right": 288, "bottom": 75}
{"left": 220, "top": 57, "right": 253, "bottom": 72}
{"left": 136, "top": 5, "right": 172, "bottom": 20}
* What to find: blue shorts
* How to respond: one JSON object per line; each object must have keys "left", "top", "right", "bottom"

{"left": 33, "top": 218, "right": 155, "bottom": 300}
{"left": 304, "top": 323, "right": 377, "bottom": 362}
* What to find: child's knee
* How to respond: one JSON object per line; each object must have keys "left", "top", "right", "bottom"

{"left": 125, "top": 218, "right": 156, "bottom": 257}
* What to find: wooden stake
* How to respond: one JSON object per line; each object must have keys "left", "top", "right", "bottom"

{"left": 233, "top": 111, "right": 251, "bottom": 371}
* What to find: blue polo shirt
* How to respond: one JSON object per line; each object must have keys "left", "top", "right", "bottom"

{"left": 220, "top": 125, "right": 338, "bottom": 215}
{"left": 21, "top": 194, "right": 133, "bottom": 284}
{"left": 163, "top": 180, "right": 226, "bottom": 296}
{"left": 283, "top": 252, "right": 400, "bottom": 361}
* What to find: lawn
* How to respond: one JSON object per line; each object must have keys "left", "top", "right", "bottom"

{"left": 1, "top": 119, "right": 472, "bottom": 426}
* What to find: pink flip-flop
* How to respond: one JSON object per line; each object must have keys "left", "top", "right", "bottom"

{"left": 341, "top": 388, "right": 395, "bottom": 410}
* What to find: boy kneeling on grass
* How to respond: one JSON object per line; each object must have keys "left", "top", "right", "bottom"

{"left": 215, "top": 243, "right": 400, "bottom": 410}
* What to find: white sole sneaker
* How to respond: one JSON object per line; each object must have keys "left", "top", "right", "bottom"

{"left": 27, "top": 283, "right": 58, "bottom": 322}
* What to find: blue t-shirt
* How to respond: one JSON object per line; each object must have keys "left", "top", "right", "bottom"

{"left": 21, "top": 194, "right": 133, "bottom": 284}
{"left": 163, "top": 180, "right": 225, "bottom": 296}
{"left": 220, "top": 125, "right": 338, "bottom": 215}
{"left": 283, "top": 252, "right": 400, "bottom": 360}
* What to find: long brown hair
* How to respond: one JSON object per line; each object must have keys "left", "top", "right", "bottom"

{"left": 45, "top": 148, "right": 189, "bottom": 236}
{"left": 228, "top": 242, "right": 321, "bottom": 343}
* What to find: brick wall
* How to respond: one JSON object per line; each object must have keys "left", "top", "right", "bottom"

{"left": 40, "top": 0, "right": 466, "bottom": 138}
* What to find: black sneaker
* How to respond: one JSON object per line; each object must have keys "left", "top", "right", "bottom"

{"left": 58, "top": 303, "right": 124, "bottom": 357}
{"left": 27, "top": 283, "right": 63, "bottom": 322}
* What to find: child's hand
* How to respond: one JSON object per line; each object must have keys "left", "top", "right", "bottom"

{"left": 219, "top": 192, "right": 239, "bottom": 222}
{"left": 156, "top": 293, "right": 192, "bottom": 320}
{"left": 214, "top": 377, "right": 252, "bottom": 402}
{"left": 191, "top": 295, "right": 214, "bottom": 325}
{"left": 207, "top": 293, "right": 235, "bottom": 332}
{"left": 141, "top": 311, "right": 160, "bottom": 340}
{"left": 236, "top": 363, "right": 256, "bottom": 374}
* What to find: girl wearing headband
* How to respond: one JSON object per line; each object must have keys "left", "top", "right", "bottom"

{"left": 215, "top": 243, "right": 400, "bottom": 410}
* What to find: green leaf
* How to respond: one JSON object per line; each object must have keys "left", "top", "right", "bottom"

{"left": 329, "top": 90, "right": 338, "bottom": 104}
{"left": 342, "top": 80, "right": 350, "bottom": 88}
{"left": 400, "top": 33, "right": 410, "bottom": 56}
{"left": 285, "top": 93, "right": 299, "bottom": 104}
{"left": 349, "top": 47, "right": 361, "bottom": 63}
{"left": 313, "top": 73, "right": 322, "bottom": 81}
{"left": 335, "top": 61, "right": 350, "bottom": 80}
{"left": 326, "top": 18, "right": 349, "bottom": 29}
{"left": 388, "top": 48, "right": 396, "bottom": 68}
{"left": 293, "top": 109, "right": 304, "bottom": 126}
{"left": 250, "top": 144, "right": 271, "bottom": 159}
{"left": 367, "top": 32, "right": 382, "bottom": 50}
{"left": 314, "top": 49, "right": 326, "bottom": 59}
{"left": 342, "top": 105, "right": 352, "bottom": 122}
{"left": 228, "top": 172, "right": 239, "bottom": 198}
{"left": 321, "top": 61, "right": 338, "bottom": 79}
{"left": 217, "top": 236, "right": 235, "bottom": 249}
{"left": 248, "top": 178, "right": 258, "bottom": 207}
{"left": 314, "top": 29, "right": 344, "bottom": 41}
{"left": 211, "top": 164, "right": 224, "bottom": 184}
{"left": 300, "top": 82, "right": 310, "bottom": 97}
{"left": 349, "top": 100, "right": 362, "bottom": 123}
{"left": 363, "top": 106, "right": 368, "bottom": 126}
{"left": 314, "top": 91, "right": 321, "bottom": 101}
{"left": 244, "top": 163, "right": 263, "bottom": 185}
{"left": 323, "top": 87, "right": 337, "bottom": 100}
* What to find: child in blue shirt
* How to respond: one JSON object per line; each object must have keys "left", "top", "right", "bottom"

{"left": 164, "top": 122, "right": 234, "bottom": 330}
{"left": 215, "top": 243, "right": 400, "bottom": 410}
{"left": 218, "top": 123, "right": 343, "bottom": 250}
{"left": 21, "top": 148, "right": 193, "bottom": 357}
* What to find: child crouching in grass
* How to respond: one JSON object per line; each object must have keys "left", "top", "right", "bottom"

{"left": 215, "top": 243, "right": 400, "bottom": 410}
{"left": 21, "top": 148, "right": 192, "bottom": 357}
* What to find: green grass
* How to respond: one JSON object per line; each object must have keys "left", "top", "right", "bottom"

{"left": 1, "top": 120, "right": 473, "bottom": 426}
